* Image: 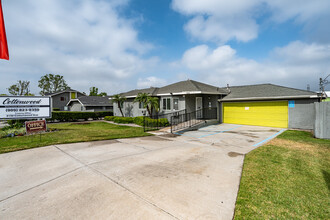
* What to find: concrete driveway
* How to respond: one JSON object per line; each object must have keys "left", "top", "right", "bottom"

{"left": 0, "top": 124, "right": 284, "bottom": 219}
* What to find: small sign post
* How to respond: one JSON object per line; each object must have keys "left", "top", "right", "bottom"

{"left": 25, "top": 120, "right": 47, "bottom": 135}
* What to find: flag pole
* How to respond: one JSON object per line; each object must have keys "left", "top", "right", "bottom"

{"left": 0, "top": 0, "right": 9, "bottom": 60}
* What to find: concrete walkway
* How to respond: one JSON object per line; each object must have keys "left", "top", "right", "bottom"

{"left": 0, "top": 124, "right": 284, "bottom": 219}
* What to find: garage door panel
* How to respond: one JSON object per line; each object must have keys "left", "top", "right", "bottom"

{"left": 223, "top": 101, "right": 288, "bottom": 128}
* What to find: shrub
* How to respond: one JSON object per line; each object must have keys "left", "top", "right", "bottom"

{"left": 144, "top": 117, "right": 169, "bottom": 127}
{"left": 133, "top": 117, "right": 169, "bottom": 127}
{"left": 113, "top": 117, "right": 134, "bottom": 124}
{"left": 6, "top": 120, "right": 26, "bottom": 128}
{"left": 133, "top": 116, "right": 144, "bottom": 126}
{"left": 50, "top": 111, "right": 113, "bottom": 122}
{"left": 159, "top": 118, "right": 170, "bottom": 127}
{"left": 94, "top": 111, "right": 113, "bottom": 118}
{"left": 104, "top": 116, "right": 116, "bottom": 121}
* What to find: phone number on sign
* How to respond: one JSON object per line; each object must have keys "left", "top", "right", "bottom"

{"left": 5, "top": 108, "right": 40, "bottom": 112}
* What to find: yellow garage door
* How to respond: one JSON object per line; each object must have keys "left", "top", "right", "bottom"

{"left": 223, "top": 101, "right": 288, "bottom": 128}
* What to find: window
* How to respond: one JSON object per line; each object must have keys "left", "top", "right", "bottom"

{"left": 139, "top": 102, "right": 145, "bottom": 109}
{"left": 60, "top": 97, "right": 65, "bottom": 101}
{"left": 163, "top": 98, "right": 171, "bottom": 110}
{"left": 71, "top": 92, "right": 76, "bottom": 99}
{"left": 173, "top": 98, "right": 179, "bottom": 110}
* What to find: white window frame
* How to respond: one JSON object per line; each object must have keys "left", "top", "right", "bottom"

{"left": 162, "top": 98, "right": 171, "bottom": 110}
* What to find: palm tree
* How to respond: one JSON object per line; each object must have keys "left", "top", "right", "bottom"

{"left": 112, "top": 94, "right": 126, "bottom": 117}
{"left": 147, "top": 96, "right": 159, "bottom": 117}
{"left": 134, "top": 93, "right": 152, "bottom": 116}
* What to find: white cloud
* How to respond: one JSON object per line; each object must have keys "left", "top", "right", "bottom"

{"left": 182, "top": 45, "right": 237, "bottom": 71}
{"left": 172, "top": 0, "right": 330, "bottom": 44}
{"left": 184, "top": 15, "right": 258, "bottom": 43}
{"left": 266, "top": 0, "right": 330, "bottom": 23}
{"left": 0, "top": 0, "right": 157, "bottom": 95}
{"left": 180, "top": 41, "right": 330, "bottom": 90}
{"left": 176, "top": 72, "right": 190, "bottom": 81}
{"left": 272, "top": 41, "right": 330, "bottom": 65}
{"left": 137, "top": 76, "right": 167, "bottom": 89}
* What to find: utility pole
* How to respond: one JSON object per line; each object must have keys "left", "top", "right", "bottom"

{"left": 319, "top": 74, "right": 330, "bottom": 100}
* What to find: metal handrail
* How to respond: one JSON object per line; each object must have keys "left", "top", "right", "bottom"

{"left": 170, "top": 107, "right": 217, "bottom": 133}
{"left": 144, "top": 109, "right": 187, "bottom": 132}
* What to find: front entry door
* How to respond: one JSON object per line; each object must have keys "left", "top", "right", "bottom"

{"left": 196, "top": 97, "right": 203, "bottom": 118}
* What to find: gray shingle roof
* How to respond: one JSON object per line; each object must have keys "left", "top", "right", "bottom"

{"left": 221, "top": 84, "right": 318, "bottom": 101}
{"left": 46, "top": 88, "right": 85, "bottom": 97}
{"left": 119, "top": 87, "right": 159, "bottom": 97}
{"left": 75, "top": 96, "right": 113, "bottom": 106}
{"left": 156, "top": 80, "right": 227, "bottom": 95}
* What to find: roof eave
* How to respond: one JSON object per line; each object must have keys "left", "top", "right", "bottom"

{"left": 219, "top": 95, "right": 320, "bottom": 102}
{"left": 157, "top": 91, "right": 226, "bottom": 96}
{"left": 66, "top": 99, "right": 83, "bottom": 106}
{"left": 83, "top": 104, "right": 112, "bottom": 107}
{"left": 49, "top": 90, "right": 79, "bottom": 97}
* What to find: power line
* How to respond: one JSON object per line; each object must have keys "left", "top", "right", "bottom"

{"left": 319, "top": 74, "right": 330, "bottom": 99}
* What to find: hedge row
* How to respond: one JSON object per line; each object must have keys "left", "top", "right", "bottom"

{"left": 50, "top": 111, "right": 113, "bottom": 122}
{"left": 104, "top": 116, "right": 169, "bottom": 127}
{"left": 145, "top": 118, "right": 169, "bottom": 127}
{"left": 104, "top": 116, "right": 134, "bottom": 124}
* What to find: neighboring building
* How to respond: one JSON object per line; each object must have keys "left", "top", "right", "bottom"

{"left": 112, "top": 80, "right": 227, "bottom": 117}
{"left": 66, "top": 96, "right": 113, "bottom": 112}
{"left": 46, "top": 89, "right": 86, "bottom": 111}
{"left": 113, "top": 80, "right": 322, "bottom": 129}
{"left": 220, "top": 84, "right": 320, "bottom": 129}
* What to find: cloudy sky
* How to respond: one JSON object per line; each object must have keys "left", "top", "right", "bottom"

{"left": 1, "top": 0, "right": 330, "bottom": 95}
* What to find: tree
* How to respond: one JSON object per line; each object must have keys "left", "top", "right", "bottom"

{"left": 147, "top": 96, "right": 159, "bottom": 117}
{"left": 112, "top": 94, "right": 126, "bottom": 117}
{"left": 38, "top": 74, "right": 69, "bottom": 95}
{"left": 7, "top": 80, "right": 31, "bottom": 96}
{"left": 134, "top": 93, "right": 151, "bottom": 117}
{"left": 89, "top": 87, "right": 107, "bottom": 96}
{"left": 134, "top": 93, "right": 159, "bottom": 118}
{"left": 89, "top": 87, "right": 99, "bottom": 96}
{"left": 7, "top": 85, "right": 19, "bottom": 95}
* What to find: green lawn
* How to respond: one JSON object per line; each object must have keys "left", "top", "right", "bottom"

{"left": 0, "top": 122, "right": 151, "bottom": 154}
{"left": 235, "top": 130, "right": 330, "bottom": 219}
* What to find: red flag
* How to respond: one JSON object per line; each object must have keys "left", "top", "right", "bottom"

{"left": 0, "top": 0, "right": 9, "bottom": 60}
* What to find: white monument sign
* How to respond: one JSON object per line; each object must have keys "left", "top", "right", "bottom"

{"left": 0, "top": 96, "right": 51, "bottom": 119}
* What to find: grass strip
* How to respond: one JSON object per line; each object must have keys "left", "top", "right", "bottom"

{"left": 0, "top": 122, "right": 151, "bottom": 154}
{"left": 235, "top": 130, "right": 330, "bottom": 219}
